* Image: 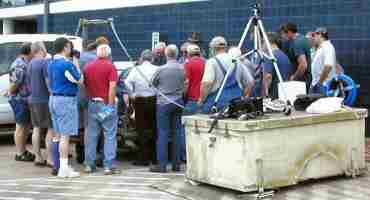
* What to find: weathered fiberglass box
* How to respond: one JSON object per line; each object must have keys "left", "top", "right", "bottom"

{"left": 183, "top": 109, "right": 368, "bottom": 192}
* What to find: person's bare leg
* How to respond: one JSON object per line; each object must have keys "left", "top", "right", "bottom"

{"left": 45, "top": 128, "right": 54, "bottom": 165}
{"left": 14, "top": 124, "right": 26, "bottom": 155}
{"left": 32, "top": 127, "right": 43, "bottom": 163}
{"left": 58, "top": 135, "right": 79, "bottom": 178}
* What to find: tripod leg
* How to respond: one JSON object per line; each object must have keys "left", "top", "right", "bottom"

{"left": 256, "top": 19, "right": 292, "bottom": 114}
{"left": 254, "top": 25, "right": 259, "bottom": 51}
{"left": 256, "top": 19, "right": 283, "bottom": 83}
{"left": 238, "top": 17, "right": 254, "bottom": 49}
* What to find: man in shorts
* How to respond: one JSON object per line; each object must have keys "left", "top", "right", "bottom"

{"left": 48, "top": 37, "right": 82, "bottom": 178}
{"left": 8, "top": 42, "right": 34, "bottom": 162}
{"left": 27, "top": 41, "right": 54, "bottom": 167}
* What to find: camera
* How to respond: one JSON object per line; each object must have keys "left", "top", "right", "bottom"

{"left": 71, "top": 49, "right": 80, "bottom": 59}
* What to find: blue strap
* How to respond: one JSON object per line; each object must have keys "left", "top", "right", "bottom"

{"left": 214, "top": 57, "right": 227, "bottom": 76}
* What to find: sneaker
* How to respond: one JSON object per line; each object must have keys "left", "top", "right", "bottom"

{"left": 15, "top": 151, "right": 35, "bottom": 162}
{"left": 51, "top": 169, "right": 58, "bottom": 176}
{"left": 104, "top": 168, "right": 121, "bottom": 175}
{"left": 84, "top": 165, "right": 96, "bottom": 174}
{"left": 149, "top": 165, "right": 167, "bottom": 173}
{"left": 58, "top": 167, "right": 80, "bottom": 178}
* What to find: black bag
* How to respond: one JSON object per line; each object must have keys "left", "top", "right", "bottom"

{"left": 294, "top": 94, "right": 325, "bottom": 111}
{"left": 228, "top": 97, "right": 263, "bottom": 118}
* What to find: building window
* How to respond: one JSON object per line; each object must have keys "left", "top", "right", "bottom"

{"left": 0, "top": 0, "right": 45, "bottom": 8}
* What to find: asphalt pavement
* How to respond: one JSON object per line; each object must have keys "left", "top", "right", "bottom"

{"left": 0, "top": 135, "right": 370, "bottom": 200}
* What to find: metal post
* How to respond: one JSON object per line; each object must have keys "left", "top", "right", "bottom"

{"left": 81, "top": 19, "right": 88, "bottom": 44}
{"left": 43, "top": 0, "right": 49, "bottom": 33}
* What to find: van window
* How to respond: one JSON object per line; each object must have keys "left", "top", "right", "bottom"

{"left": 0, "top": 41, "right": 54, "bottom": 75}
{"left": 0, "top": 42, "right": 22, "bottom": 75}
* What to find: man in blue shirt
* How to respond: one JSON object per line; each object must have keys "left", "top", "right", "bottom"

{"left": 264, "top": 33, "right": 294, "bottom": 99}
{"left": 48, "top": 37, "right": 82, "bottom": 178}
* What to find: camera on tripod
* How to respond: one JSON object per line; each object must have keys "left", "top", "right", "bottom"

{"left": 250, "top": 0, "right": 262, "bottom": 16}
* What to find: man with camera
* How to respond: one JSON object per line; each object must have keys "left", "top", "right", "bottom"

{"left": 48, "top": 37, "right": 82, "bottom": 178}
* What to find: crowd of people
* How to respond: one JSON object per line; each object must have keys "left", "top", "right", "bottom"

{"left": 7, "top": 22, "right": 340, "bottom": 177}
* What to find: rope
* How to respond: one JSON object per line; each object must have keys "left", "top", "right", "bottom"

{"left": 108, "top": 19, "right": 184, "bottom": 109}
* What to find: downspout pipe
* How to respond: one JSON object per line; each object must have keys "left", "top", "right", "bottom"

{"left": 43, "top": 0, "right": 50, "bottom": 33}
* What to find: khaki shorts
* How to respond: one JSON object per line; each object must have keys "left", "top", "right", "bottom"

{"left": 29, "top": 103, "right": 52, "bottom": 128}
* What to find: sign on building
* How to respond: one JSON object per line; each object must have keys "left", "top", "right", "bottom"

{"left": 152, "top": 32, "right": 160, "bottom": 50}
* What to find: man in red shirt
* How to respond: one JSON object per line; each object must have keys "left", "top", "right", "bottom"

{"left": 181, "top": 44, "right": 205, "bottom": 162}
{"left": 83, "top": 44, "right": 120, "bottom": 175}
{"left": 184, "top": 44, "right": 205, "bottom": 114}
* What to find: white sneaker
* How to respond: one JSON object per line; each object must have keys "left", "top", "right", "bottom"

{"left": 58, "top": 167, "right": 80, "bottom": 178}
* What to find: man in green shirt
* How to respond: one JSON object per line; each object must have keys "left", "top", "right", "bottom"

{"left": 282, "top": 23, "right": 312, "bottom": 92}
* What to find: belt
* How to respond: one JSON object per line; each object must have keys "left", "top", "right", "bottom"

{"left": 52, "top": 93, "right": 76, "bottom": 97}
{"left": 90, "top": 97, "right": 104, "bottom": 102}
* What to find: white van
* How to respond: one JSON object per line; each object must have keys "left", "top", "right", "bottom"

{"left": 0, "top": 34, "right": 83, "bottom": 128}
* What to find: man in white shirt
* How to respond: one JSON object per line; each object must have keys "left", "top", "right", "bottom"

{"left": 310, "top": 27, "right": 337, "bottom": 94}
{"left": 125, "top": 49, "right": 158, "bottom": 166}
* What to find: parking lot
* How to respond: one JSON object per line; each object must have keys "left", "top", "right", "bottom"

{"left": 0, "top": 135, "right": 370, "bottom": 200}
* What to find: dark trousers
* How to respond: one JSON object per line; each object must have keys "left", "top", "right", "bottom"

{"left": 134, "top": 96, "right": 157, "bottom": 163}
{"left": 156, "top": 99, "right": 183, "bottom": 169}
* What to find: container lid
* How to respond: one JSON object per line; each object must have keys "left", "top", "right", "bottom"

{"left": 183, "top": 108, "right": 368, "bottom": 132}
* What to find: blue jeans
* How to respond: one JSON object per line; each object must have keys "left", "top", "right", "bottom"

{"left": 181, "top": 101, "right": 199, "bottom": 161}
{"left": 310, "top": 83, "right": 327, "bottom": 95}
{"left": 156, "top": 99, "right": 183, "bottom": 169}
{"left": 86, "top": 101, "right": 118, "bottom": 169}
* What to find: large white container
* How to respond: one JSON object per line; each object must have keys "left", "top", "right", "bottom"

{"left": 183, "top": 109, "right": 367, "bottom": 192}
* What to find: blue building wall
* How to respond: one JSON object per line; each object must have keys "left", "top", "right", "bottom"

{"left": 37, "top": 0, "right": 370, "bottom": 104}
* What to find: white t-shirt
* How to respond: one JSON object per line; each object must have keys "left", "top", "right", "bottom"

{"left": 311, "top": 40, "right": 337, "bottom": 86}
{"left": 125, "top": 61, "right": 157, "bottom": 97}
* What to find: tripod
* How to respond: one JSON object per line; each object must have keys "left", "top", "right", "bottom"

{"left": 237, "top": 3, "right": 292, "bottom": 115}
{"left": 211, "top": 2, "right": 292, "bottom": 116}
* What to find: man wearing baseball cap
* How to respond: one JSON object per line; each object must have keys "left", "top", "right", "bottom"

{"left": 180, "top": 44, "right": 206, "bottom": 162}
{"left": 310, "top": 27, "right": 337, "bottom": 94}
{"left": 198, "top": 36, "right": 253, "bottom": 113}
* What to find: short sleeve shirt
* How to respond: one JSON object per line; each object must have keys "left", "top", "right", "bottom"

{"left": 9, "top": 57, "right": 29, "bottom": 99}
{"left": 311, "top": 41, "right": 336, "bottom": 86}
{"left": 202, "top": 53, "right": 253, "bottom": 94}
{"left": 286, "top": 34, "right": 312, "bottom": 77}
{"left": 27, "top": 58, "right": 50, "bottom": 103}
{"left": 151, "top": 60, "right": 185, "bottom": 105}
{"left": 264, "top": 49, "right": 294, "bottom": 99}
{"left": 48, "top": 57, "right": 81, "bottom": 96}
{"left": 125, "top": 61, "right": 157, "bottom": 97}
{"left": 185, "top": 57, "right": 205, "bottom": 101}
{"left": 84, "top": 58, "right": 118, "bottom": 103}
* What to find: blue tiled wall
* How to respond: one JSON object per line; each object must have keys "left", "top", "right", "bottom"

{"left": 37, "top": 0, "right": 370, "bottom": 104}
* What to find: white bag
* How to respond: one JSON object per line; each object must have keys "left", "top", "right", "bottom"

{"left": 306, "top": 97, "right": 344, "bottom": 114}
